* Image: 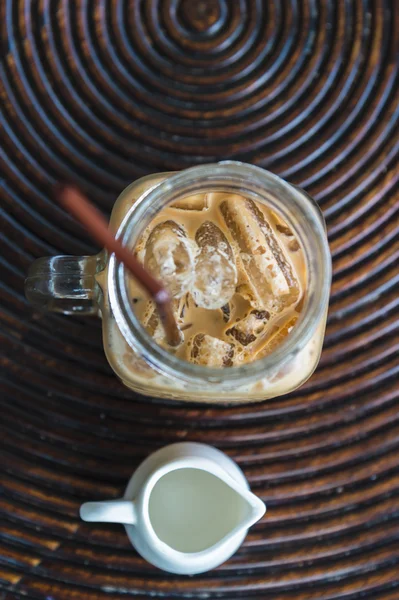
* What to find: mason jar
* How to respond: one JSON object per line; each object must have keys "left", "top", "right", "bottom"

{"left": 25, "top": 162, "right": 331, "bottom": 403}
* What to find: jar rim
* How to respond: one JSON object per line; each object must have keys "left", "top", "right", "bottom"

{"left": 109, "top": 162, "right": 331, "bottom": 389}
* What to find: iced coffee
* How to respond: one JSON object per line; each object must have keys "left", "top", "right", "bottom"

{"left": 25, "top": 162, "right": 330, "bottom": 402}
{"left": 129, "top": 192, "right": 307, "bottom": 369}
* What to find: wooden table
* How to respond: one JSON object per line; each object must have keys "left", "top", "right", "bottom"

{"left": 1, "top": 1, "right": 398, "bottom": 598}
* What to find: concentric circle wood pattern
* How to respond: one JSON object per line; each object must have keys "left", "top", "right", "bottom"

{"left": 1, "top": 0, "right": 398, "bottom": 598}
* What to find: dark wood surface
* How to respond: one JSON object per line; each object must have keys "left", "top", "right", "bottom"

{"left": 1, "top": 0, "right": 398, "bottom": 598}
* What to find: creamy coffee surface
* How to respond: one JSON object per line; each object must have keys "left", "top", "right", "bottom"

{"left": 129, "top": 192, "right": 306, "bottom": 367}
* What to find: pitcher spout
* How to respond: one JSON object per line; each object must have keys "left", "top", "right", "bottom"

{"left": 213, "top": 475, "right": 266, "bottom": 546}
{"left": 238, "top": 488, "right": 266, "bottom": 531}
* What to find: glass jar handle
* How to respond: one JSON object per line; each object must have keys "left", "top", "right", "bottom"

{"left": 25, "top": 254, "right": 103, "bottom": 315}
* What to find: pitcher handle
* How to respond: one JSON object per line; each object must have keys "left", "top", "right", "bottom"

{"left": 25, "top": 254, "right": 103, "bottom": 315}
{"left": 80, "top": 500, "right": 137, "bottom": 525}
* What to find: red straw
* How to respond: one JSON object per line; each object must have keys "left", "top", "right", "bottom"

{"left": 57, "top": 185, "right": 182, "bottom": 347}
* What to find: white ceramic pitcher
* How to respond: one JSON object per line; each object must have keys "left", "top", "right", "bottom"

{"left": 80, "top": 442, "right": 266, "bottom": 574}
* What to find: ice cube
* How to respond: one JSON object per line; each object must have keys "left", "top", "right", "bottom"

{"left": 190, "top": 333, "right": 234, "bottom": 367}
{"left": 220, "top": 197, "right": 300, "bottom": 311}
{"left": 144, "top": 221, "right": 196, "bottom": 298}
{"left": 269, "top": 210, "right": 302, "bottom": 252}
{"left": 255, "top": 316, "right": 298, "bottom": 359}
{"left": 235, "top": 282, "right": 260, "bottom": 308}
{"left": 226, "top": 310, "right": 270, "bottom": 346}
{"left": 273, "top": 214, "right": 294, "bottom": 237}
{"left": 171, "top": 193, "right": 208, "bottom": 211}
{"left": 142, "top": 299, "right": 181, "bottom": 342}
{"left": 276, "top": 223, "right": 294, "bottom": 236}
{"left": 268, "top": 209, "right": 296, "bottom": 238}
{"left": 192, "top": 221, "right": 237, "bottom": 309}
{"left": 143, "top": 301, "right": 160, "bottom": 337}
